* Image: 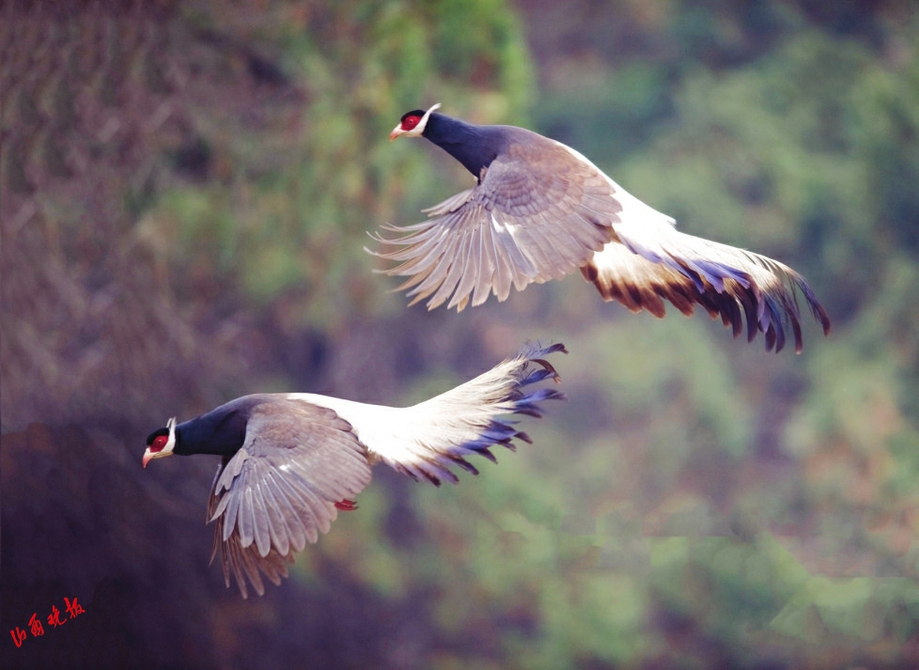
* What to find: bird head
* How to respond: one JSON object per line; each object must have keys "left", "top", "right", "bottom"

{"left": 143, "top": 417, "right": 177, "bottom": 468}
{"left": 389, "top": 103, "right": 440, "bottom": 140}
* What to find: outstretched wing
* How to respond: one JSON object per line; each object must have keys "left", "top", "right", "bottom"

{"left": 206, "top": 400, "right": 372, "bottom": 598}
{"left": 369, "top": 130, "right": 619, "bottom": 311}
{"left": 289, "top": 342, "right": 567, "bottom": 486}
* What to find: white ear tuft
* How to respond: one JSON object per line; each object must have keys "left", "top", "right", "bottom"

{"left": 413, "top": 103, "right": 442, "bottom": 135}
{"left": 165, "top": 417, "right": 177, "bottom": 454}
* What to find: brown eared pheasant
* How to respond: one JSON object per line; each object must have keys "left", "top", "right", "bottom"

{"left": 372, "top": 104, "right": 830, "bottom": 353}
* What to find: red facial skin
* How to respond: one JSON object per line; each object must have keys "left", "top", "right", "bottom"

{"left": 401, "top": 115, "right": 421, "bottom": 131}
{"left": 389, "top": 114, "right": 422, "bottom": 140}
{"left": 149, "top": 435, "right": 168, "bottom": 454}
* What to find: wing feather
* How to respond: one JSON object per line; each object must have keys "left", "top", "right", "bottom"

{"left": 207, "top": 399, "right": 372, "bottom": 597}
{"left": 370, "top": 130, "right": 615, "bottom": 310}
{"left": 429, "top": 228, "right": 473, "bottom": 309}
{"left": 265, "top": 475, "right": 306, "bottom": 553}
{"left": 238, "top": 487, "right": 256, "bottom": 550}
{"left": 448, "top": 227, "right": 480, "bottom": 311}
{"left": 250, "top": 482, "right": 271, "bottom": 557}
{"left": 259, "top": 478, "right": 290, "bottom": 557}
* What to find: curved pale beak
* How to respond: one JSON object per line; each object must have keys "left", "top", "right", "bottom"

{"left": 388, "top": 124, "right": 404, "bottom": 141}
{"left": 142, "top": 448, "right": 154, "bottom": 468}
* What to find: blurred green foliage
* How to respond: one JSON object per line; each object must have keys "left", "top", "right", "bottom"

{"left": 141, "top": 0, "right": 533, "bottom": 330}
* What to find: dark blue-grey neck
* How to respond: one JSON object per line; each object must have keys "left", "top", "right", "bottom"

{"left": 173, "top": 397, "right": 256, "bottom": 458}
{"left": 422, "top": 113, "right": 507, "bottom": 179}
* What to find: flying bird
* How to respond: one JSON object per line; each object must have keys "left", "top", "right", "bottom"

{"left": 372, "top": 104, "right": 830, "bottom": 353}
{"left": 142, "top": 342, "right": 566, "bottom": 597}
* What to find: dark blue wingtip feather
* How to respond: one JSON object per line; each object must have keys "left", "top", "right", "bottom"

{"left": 418, "top": 342, "right": 567, "bottom": 485}
{"left": 755, "top": 275, "right": 832, "bottom": 354}
{"left": 520, "top": 341, "right": 568, "bottom": 383}
{"left": 667, "top": 252, "right": 829, "bottom": 353}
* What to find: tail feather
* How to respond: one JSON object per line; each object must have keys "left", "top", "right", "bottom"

{"left": 304, "top": 343, "right": 566, "bottom": 487}
{"left": 585, "top": 235, "right": 830, "bottom": 353}
{"left": 399, "top": 343, "right": 566, "bottom": 485}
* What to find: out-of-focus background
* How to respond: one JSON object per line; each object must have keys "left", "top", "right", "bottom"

{"left": 3, "top": 1, "right": 919, "bottom": 668}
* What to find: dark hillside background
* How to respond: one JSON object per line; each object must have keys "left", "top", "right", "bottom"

{"left": 3, "top": 1, "right": 919, "bottom": 668}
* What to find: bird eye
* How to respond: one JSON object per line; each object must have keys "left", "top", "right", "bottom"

{"left": 150, "top": 435, "right": 169, "bottom": 453}
{"left": 402, "top": 115, "right": 421, "bottom": 130}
